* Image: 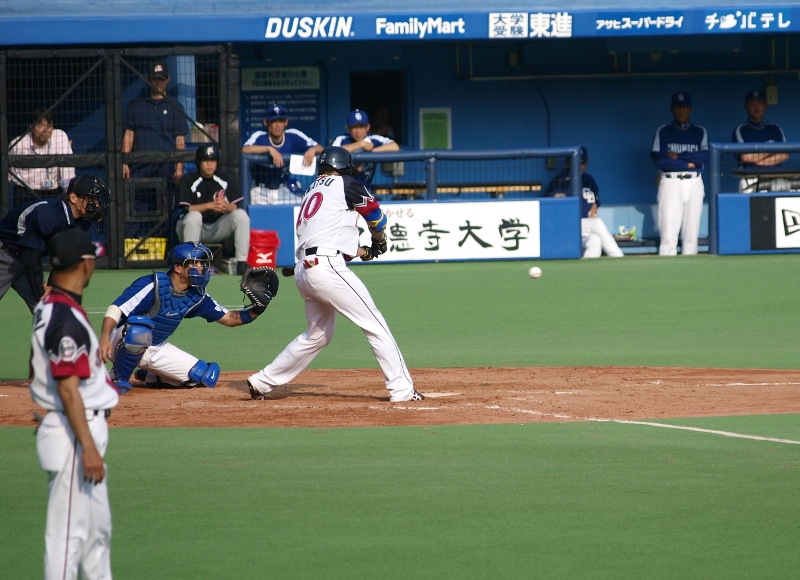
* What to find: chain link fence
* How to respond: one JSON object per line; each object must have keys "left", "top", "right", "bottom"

{"left": 1, "top": 46, "right": 240, "bottom": 268}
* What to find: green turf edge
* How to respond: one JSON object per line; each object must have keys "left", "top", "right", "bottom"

{"left": 2, "top": 420, "right": 799, "bottom": 579}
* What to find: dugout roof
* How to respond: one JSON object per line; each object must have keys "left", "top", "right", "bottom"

{"left": 1, "top": 1, "right": 798, "bottom": 46}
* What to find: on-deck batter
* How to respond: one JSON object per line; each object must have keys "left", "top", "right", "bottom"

{"left": 247, "top": 146, "right": 423, "bottom": 403}
{"left": 30, "top": 228, "right": 118, "bottom": 580}
{"left": 651, "top": 92, "right": 709, "bottom": 256}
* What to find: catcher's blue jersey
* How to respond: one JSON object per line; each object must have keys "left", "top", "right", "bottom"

{"left": 112, "top": 272, "right": 226, "bottom": 345}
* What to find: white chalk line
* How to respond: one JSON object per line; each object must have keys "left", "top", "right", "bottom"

{"left": 485, "top": 405, "right": 800, "bottom": 445}
{"left": 702, "top": 382, "right": 800, "bottom": 387}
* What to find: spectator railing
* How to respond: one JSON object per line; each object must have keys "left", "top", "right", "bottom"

{"left": 241, "top": 147, "right": 583, "bottom": 206}
{"left": 708, "top": 142, "right": 800, "bottom": 254}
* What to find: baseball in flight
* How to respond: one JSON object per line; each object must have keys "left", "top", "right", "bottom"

{"left": 528, "top": 266, "right": 542, "bottom": 279}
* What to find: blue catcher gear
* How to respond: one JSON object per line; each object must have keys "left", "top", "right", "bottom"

{"left": 168, "top": 242, "right": 212, "bottom": 290}
{"left": 188, "top": 360, "right": 220, "bottom": 388}
{"left": 112, "top": 316, "right": 154, "bottom": 394}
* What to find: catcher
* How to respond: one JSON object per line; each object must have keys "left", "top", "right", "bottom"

{"left": 98, "top": 241, "right": 278, "bottom": 393}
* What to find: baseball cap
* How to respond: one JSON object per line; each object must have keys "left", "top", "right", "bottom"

{"left": 745, "top": 89, "right": 766, "bottom": 104}
{"left": 149, "top": 61, "right": 169, "bottom": 79}
{"left": 580, "top": 146, "right": 588, "bottom": 161}
{"left": 265, "top": 104, "right": 288, "bottom": 122}
{"left": 68, "top": 175, "right": 100, "bottom": 196}
{"left": 48, "top": 228, "right": 99, "bottom": 268}
{"left": 671, "top": 92, "right": 692, "bottom": 107}
{"left": 347, "top": 109, "right": 369, "bottom": 126}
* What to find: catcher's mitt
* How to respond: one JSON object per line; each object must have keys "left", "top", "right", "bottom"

{"left": 240, "top": 266, "right": 279, "bottom": 314}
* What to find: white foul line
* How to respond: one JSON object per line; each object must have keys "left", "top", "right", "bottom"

{"left": 591, "top": 418, "right": 800, "bottom": 445}
{"left": 485, "top": 405, "right": 800, "bottom": 445}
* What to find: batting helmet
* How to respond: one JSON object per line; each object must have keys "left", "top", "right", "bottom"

{"left": 195, "top": 143, "right": 220, "bottom": 165}
{"left": 66, "top": 175, "right": 110, "bottom": 224}
{"left": 168, "top": 242, "right": 213, "bottom": 290}
{"left": 318, "top": 146, "right": 354, "bottom": 176}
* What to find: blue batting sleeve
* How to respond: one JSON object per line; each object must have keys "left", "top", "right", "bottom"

{"left": 681, "top": 150, "right": 709, "bottom": 166}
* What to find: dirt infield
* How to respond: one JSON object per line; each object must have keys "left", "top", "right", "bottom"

{"left": 3, "top": 366, "right": 800, "bottom": 428}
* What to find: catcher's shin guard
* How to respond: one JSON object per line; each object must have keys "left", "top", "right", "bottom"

{"left": 188, "top": 360, "right": 220, "bottom": 388}
{"left": 112, "top": 316, "right": 154, "bottom": 390}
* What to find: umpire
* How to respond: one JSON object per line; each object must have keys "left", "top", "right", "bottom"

{"left": 0, "top": 175, "right": 109, "bottom": 312}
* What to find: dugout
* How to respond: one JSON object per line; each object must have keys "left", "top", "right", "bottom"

{"left": 1, "top": 1, "right": 800, "bottom": 263}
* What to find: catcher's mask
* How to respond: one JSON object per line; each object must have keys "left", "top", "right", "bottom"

{"left": 168, "top": 242, "right": 212, "bottom": 290}
{"left": 318, "top": 146, "right": 355, "bottom": 176}
{"left": 66, "top": 175, "right": 110, "bottom": 227}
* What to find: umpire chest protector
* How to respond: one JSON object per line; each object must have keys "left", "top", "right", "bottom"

{"left": 148, "top": 272, "right": 206, "bottom": 345}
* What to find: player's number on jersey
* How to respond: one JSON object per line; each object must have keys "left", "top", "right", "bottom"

{"left": 296, "top": 192, "right": 323, "bottom": 228}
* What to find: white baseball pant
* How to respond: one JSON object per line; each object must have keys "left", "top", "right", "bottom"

{"left": 657, "top": 174, "right": 705, "bottom": 256}
{"left": 253, "top": 253, "right": 415, "bottom": 402}
{"left": 37, "top": 410, "right": 112, "bottom": 580}
{"left": 110, "top": 326, "right": 199, "bottom": 386}
{"left": 176, "top": 208, "right": 251, "bottom": 263}
{"left": 581, "top": 217, "right": 624, "bottom": 258}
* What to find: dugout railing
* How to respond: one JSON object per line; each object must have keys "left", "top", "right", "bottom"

{"left": 708, "top": 141, "right": 800, "bottom": 255}
{"left": 240, "top": 147, "right": 583, "bottom": 206}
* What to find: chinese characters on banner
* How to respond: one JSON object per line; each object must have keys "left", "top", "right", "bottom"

{"left": 306, "top": 201, "right": 541, "bottom": 262}
{"left": 489, "top": 13, "right": 572, "bottom": 38}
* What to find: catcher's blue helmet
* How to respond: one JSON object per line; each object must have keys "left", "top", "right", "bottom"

{"left": 168, "top": 242, "right": 212, "bottom": 290}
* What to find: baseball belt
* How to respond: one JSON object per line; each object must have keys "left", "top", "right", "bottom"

{"left": 662, "top": 172, "right": 699, "bottom": 180}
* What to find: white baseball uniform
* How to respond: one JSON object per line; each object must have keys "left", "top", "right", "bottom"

{"left": 651, "top": 120, "right": 709, "bottom": 256}
{"left": 30, "top": 287, "right": 119, "bottom": 580}
{"left": 249, "top": 173, "right": 415, "bottom": 402}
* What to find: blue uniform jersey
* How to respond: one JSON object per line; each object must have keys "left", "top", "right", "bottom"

{"left": 544, "top": 169, "right": 600, "bottom": 218}
{"left": 331, "top": 133, "right": 396, "bottom": 186}
{"left": 732, "top": 120, "right": 786, "bottom": 144}
{"left": 651, "top": 121, "right": 709, "bottom": 173}
{"left": 0, "top": 197, "right": 88, "bottom": 252}
{"left": 112, "top": 273, "right": 226, "bottom": 344}
{"left": 243, "top": 128, "right": 318, "bottom": 189}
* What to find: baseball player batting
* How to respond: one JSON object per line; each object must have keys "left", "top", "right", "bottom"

{"left": 247, "top": 146, "right": 423, "bottom": 403}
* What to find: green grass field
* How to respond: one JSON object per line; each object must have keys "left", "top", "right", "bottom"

{"left": 2, "top": 255, "right": 799, "bottom": 577}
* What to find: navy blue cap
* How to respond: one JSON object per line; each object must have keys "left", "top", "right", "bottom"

{"left": 149, "top": 61, "right": 169, "bottom": 79}
{"left": 347, "top": 109, "right": 369, "bottom": 126}
{"left": 580, "top": 146, "right": 588, "bottom": 161}
{"left": 745, "top": 89, "right": 766, "bottom": 104}
{"left": 48, "top": 228, "right": 99, "bottom": 267}
{"left": 265, "top": 104, "right": 288, "bottom": 122}
{"left": 671, "top": 92, "right": 692, "bottom": 107}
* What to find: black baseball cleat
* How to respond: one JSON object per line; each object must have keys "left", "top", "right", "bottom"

{"left": 247, "top": 379, "right": 267, "bottom": 400}
{"left": 409, "top": 390, "right": 425, "bottom": 401}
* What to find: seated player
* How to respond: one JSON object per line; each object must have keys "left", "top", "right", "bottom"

{"left": 331, "top": 109, "right": 399, "bottom": 189}
{"left": 98, "top": 242, "right": 274, "bottom": 393}
{"left": 544, "top": 147, "right": 623, "bottom": 259}
{"left": 176, "top": 143, "right": 251, "bottom": 275}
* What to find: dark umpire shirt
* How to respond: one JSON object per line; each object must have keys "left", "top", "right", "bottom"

{"left": 178, "top": 170, "right": 243, "bottom": 225}
{"left": 0, "top": 198, "right": 89, "bottom": 252}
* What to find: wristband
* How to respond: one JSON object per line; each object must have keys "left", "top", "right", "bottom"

{"left": 240, "top": 308, "right": 256, "bottom": 324}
